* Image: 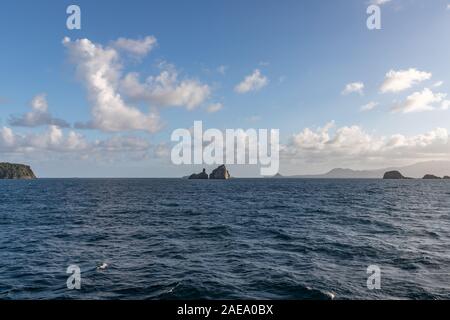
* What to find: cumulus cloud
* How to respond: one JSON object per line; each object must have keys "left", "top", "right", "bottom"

{"left": 441, "top": 100, "right": 450, "bottom": 110}
{"left": 342, "top": 82, "right": 364, "bottom": 95}
{"left": 154, "top": 142, "right": 170, "bottom": 159}
{"left": 111, "top": 36, "right": 157, "bottom": 57}
{"left": 120, "top": 66, "right": 210, "bottom": 110}
{"left": 380, "top": 68, "right": 432, "bottom": 93}
{"left": 9, "top": 94, "right": 70, "bottom": 128}
{"left": 235, "top": 69, "right": 268, "bottom": 94}
{"left": 0, "top": 127, "right": 15, "bottom": 149}
{"left": 392, "top": 88, "right": 447, "bottom": 113}
{"left": 94, "top": 135, "right": 150, "bottom": 153}
{"left": 285, "top": 121, "right": 450, "bottom": 167}
{"left": 1, "top": 125, "right": 87, "bottom": 153}
{"left": 63, "top": 37, "right": 162, "bottom": 133}
{"left": 360, "top": 101, "right": 379, "bottom": 112}
{"left": 206, "top": 103, "right": 223, "bottom": 113}
{"left": 0, "top": 125, "right": 153, "bottom": 159}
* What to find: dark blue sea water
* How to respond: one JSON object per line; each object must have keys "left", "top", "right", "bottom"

{"left": 1, "top": 179, "right": 450, "bottom": 300}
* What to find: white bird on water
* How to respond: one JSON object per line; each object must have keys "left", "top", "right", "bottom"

{"left": 97, "top": 263, "right": 108, "bottom": 270}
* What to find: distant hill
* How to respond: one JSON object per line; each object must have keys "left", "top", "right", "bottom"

{"left": 0, "top": 162, "right": 36, "bottom": 179}
{"left": 282, "top": 161, "right": 450, "bottom": 179}
{"left": 291, "top": 168, "right": 386, "bottom": 179}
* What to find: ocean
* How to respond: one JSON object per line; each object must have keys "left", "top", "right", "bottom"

{"left": 0, "top": 178, "right": 449, "bottom": 300}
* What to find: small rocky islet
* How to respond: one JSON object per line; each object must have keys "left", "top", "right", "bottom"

{"left": 383, "top": 171, "right": 409, "bottom": 179}
{"left": 0, "top": 162, "right": 36, "bottom": 179}
{"left": 188, "top": 165, "right": 231, "bottom": 180}
{"left": 383, "top": 170, "right": 450, "bottom": 180}
{"left": 423, "top": 174, "right": 442, "bottom": 180}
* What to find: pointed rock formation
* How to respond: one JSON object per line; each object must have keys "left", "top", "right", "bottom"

{"left": 209, "top": 165, "right": 231, "bottom": 180}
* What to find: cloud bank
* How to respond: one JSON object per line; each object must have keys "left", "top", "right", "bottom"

{"left": 285, "top": 121, "right": 450, "bottom": 167}
{"left": 9, "top": 94, "right": 70, "bottom": 128}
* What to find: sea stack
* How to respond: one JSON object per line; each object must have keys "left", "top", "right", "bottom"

{"left": 188, "top": 168, "right": 209, "bottom": 179}
{"left": 209, "top": 165, "right": 231, "bottom": 180}
{"left": 383, "top": 171, "right": 406, "bottom": 179}
{"left": 0, "top": 163, "right": 36, "bottom": 179}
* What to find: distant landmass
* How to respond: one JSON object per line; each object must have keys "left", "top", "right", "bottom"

{"left": 423, "top": 174, "right": 442, "bottom": 180}
{"left": 276, "top": 161, "right": 450, "bottom": 179}
{"left": 0, "top": 162, "right": 36, "bottom": 179}
{"left": 383, "top": 171, "right": 450, "bottom": 180}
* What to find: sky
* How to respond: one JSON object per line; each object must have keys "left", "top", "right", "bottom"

{"left": 1, "top": 0, "right": 450, "bottom": 177}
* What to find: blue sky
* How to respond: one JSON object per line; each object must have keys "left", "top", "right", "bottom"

{"left": 1, "top": 0, "right": 450, "bottom": 177}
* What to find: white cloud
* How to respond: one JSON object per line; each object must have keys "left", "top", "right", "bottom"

{"left": 206, "top": 103, "right": 223, "bottom": 113}
{"left": 111, "top": 36, "right": 157, "bottom": 57}
{"left": 63, "top": 37, "right": 162, "bottom": 133}
{"left": 1, "top": 125, "right": 87, "bottom": 153}
{"left": 392, "top": 88, "right": 446, "bottom": 113}
{"left": 342, "top": 82, "right": 364, "bottom": 95}
{"left": 285, "top": 122, "right": 450, "bottom": 166}
{"left": 9, "top": 94, "right": 70, "bottom": 128}
{"left": 120, "top": 66, "right": 210, "bottom": 110}
{"left": 0, "top": 125, "right": 153, "bottom": 159}
{"left": 360, "top": 101, "right": 379, "bottom": 112}
{"left": 380, "top": 68, "right": 432, "bottom": 93}
{"left": 154, "top": 142, "right": 170, "bottom": 159}
{"left": 93, "top": 135, "right": 150, "bottom": 152}
{"left": 235, "top": 69, "right": 268, "bottom": 94}
{"left": 447, "top": 4, "right": 450, "bottom": 10}
{"left": 0, "top": 127, "right": 15, "bottom": 148}
{"left": 290, "top": 121, "right": 336, "bottom": 151}
{"left": 441, "top": 100, "right": 450, "bottom": 110}
{"left": 434, "top": 81, "right": 444, "bottom": 87}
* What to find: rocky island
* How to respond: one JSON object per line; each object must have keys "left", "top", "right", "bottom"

{"left": 383, "top": 171, "right": 408, "bottom": 179}
{"left": 188, "top": 165, "right": 231, "bottom": 180}
{"left": 423, "top": 174, "right": 442, "bottom": 179}
{"left": 383, "top": 170, "right": 450, "bottom": 180}
{"left": 0, "top": 162, "right": 36, "bottom": 179}
{"left": 188, "top": 168, "right": 209, "bottom": 180}
{"left": 209, "top": 165, "right": 231, "bottom": 180}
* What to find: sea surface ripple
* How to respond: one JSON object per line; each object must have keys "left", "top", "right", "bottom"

{"left": 0, "top": 178, "right": 449, "bottom": 300}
